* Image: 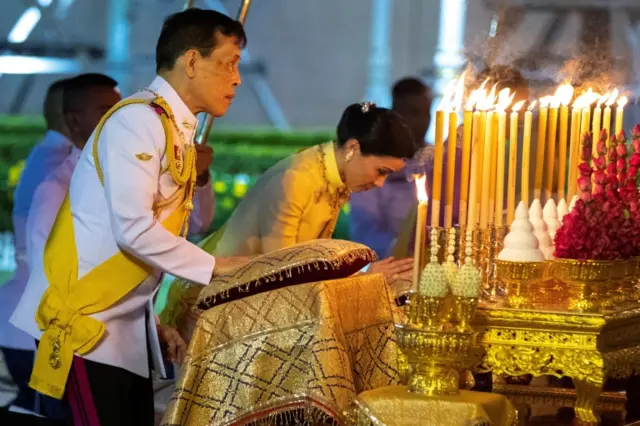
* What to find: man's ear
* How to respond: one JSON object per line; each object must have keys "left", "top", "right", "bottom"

{"left": 181, "top": 49, "right": 200, "bottom": 78}
{"left": 63, "top": 112, "right": 77, "bottom": 135}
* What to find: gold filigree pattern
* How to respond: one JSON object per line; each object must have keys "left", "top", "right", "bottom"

{"left": 161, "top": 274, "right": 399, "bottom": 425}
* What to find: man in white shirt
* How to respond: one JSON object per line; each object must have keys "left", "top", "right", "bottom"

{"left": 0, "top": 78, "right": 71, "bottom": 413}
{"left": 14, "top": 9, "right": 245, "bottom": 425}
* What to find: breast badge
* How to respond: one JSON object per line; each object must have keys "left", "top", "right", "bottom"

{"left": 135, "top": 152, "right": 153, "bottom": 162}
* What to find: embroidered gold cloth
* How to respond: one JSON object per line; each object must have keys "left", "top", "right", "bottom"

{"left": 161, "top": 273, "right": 400, "bottom": 425}
{"left": 343, "top": 386, "right": 517, "bottom": 426}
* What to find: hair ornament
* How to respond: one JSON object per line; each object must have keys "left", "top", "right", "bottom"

{"left": 360, "top": 101, "right": 375, "bottom": 113}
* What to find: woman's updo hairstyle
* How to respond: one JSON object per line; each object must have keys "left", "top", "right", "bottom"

{"left": 336, "top": 102, "right": 420, "bottom": 159}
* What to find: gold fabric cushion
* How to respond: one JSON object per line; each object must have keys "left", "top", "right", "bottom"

{"left": 197, "top": 239, "right": 376, "bottom": 309}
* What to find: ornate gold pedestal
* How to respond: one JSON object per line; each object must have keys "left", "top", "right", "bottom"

{"left": 343, "top": 385, "right": 517, "bottom": 426}
{"left": 472, "top": 305, "right": 640, "bottom": 425}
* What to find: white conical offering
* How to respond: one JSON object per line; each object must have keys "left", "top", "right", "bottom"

{"left": 443, "top": 228, "right": 459, "bottom": 287}
{"left": 557, "top": 198, "right": 569, "bottom": 224}
{"left": 543, "top": 199, "right": 561, "bottom": 241}
{"left": 419, "top": 229, "right": 448, "bottom": 297}
{"left": 497, "top": 201, "right": 545, "bottom": 262}
{"left": 569, "top": 195, "right": 578, "bottom": 212}
{"left": 452, "top": 230, "right": 481, "bottom": 298}
{"left": 529, "top": 199, "right": 554, "bottom": 260}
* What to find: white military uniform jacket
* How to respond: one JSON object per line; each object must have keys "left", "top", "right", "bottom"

{"left": 11, "top": 76, "right": 216, "bottom": 378}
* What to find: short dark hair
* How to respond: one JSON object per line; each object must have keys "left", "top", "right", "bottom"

{"left": 392, "top": 77, "right": 432, "bottom": 101}
{"left": 63, "top": 73, "right": 118, "bottom": 113}
{"left": 156, "top": 8, "right": 247, "bottom": 73}
{"left": 336, "top": 103, "right": 419, "bottom": 159}
{"left": 477, "top": 65, "right": 529, "bottom": 98}
{"left": 43, "top": 78, "right": 69, "bottom": 128}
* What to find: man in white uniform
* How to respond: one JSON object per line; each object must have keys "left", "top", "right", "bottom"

{"left": 0, "top": 78, "right": 71, "bottom": 413}
{"left": 15, "top": 9, "right": 245, "bottom": 426}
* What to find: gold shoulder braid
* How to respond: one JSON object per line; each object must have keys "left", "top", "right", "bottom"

{"left": 92, "top": 92, "right": 198, "bottom": 237}
{"left": 317, "top": 144, "right": 351, "bottom": 238}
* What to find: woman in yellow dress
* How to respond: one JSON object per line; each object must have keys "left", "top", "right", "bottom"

{"left": 203, "top": 102, "right": 420, "bottom": 278}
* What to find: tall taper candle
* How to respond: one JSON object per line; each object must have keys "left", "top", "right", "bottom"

{"left": 557, "top": 102, "right": 569, "bottom": 200}
{"left": 495, "top": 109, "right": 507, "bottom": 226}
{"left": 480, "top": 111, "right": 494, "bottom": 228}
{"left": 459, "top": 110, "right": 473, "bottom": 228}
{"left": 534, "top": 100, "right": 549, "bottom": 199}
{"left": 444, "top": 111, "right": 458, "bottom": 228}
{"left": 431, "top": 110, "right": 445, "bottom": 227}
{"left": 616, "top": 96, "right": 628, "bottom": 137}
{"left": 521, "top": 102, "right": 535, "bottom": 206}
{"left": 507, "top": 101, "right": 524, "bottom": 223}
{"left": 412, "top": 175, "right": 428, "bottom": 292}
{"left": 467, "top": 111, "right": 483, "bottom": 231}
{"left": 567, "top": 106, "right": 582, "bottom": 201}
{"left": 543, "top": 103, "right": 559, "bottom": 201}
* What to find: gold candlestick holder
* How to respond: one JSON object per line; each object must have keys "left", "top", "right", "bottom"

{"left": 397, "top": 293, "right": 478, "bottom": 396}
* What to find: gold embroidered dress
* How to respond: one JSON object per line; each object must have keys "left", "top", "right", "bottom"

{"left": 203, "top": 141, "right": 350, "bottom": 256}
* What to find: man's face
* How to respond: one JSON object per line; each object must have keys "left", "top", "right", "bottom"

{"left": 68, "top": 86, "right": 121, "bottom": 149}
{"left": 191, "top": 32, "right": 242, "bottom": 117}
{"left": 392, "top": 93, "right": 431, "bottom": 143}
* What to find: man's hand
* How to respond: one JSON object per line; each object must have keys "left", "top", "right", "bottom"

{"left": 195, "top": 144, "right": 214, "bottom": 177}
{"left": 211, "top": 256, "right": 255, "bottom": 279}
{"left": 368, "top": 257, "right": 414, "bottom": 281}
{"left": 157, "top": 324, "right": 187, "bottom": 364}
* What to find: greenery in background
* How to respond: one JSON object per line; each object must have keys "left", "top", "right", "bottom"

{"left": 0, "top": 115, "right": 351, "bottom": 239}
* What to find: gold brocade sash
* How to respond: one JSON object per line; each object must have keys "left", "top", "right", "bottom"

{"left": 30, "top": 97, "right": 194, "bottom": 399}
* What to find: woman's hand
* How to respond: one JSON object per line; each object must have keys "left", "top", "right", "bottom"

{"left": 157, "top": 324, "right": 187, "bottom": 364}
{"left": 368, "top": 257, "right": 413, "bottom": 281}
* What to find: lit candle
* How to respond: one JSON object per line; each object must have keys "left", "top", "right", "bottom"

{"left": 566, "top": 108, "right": 581, "bottom": 201}
{"left": 602, "top": 89, "right": 618, "bottom": 141}
{"left": 615, "top": 96, "right": 628, "bottom": 137}
{"left": 544, "top": 99, "right": 559, "bottom": 201}
{"left": 521, "top": 101, "right": 535, "bottom": 206}
{"left": 444, "top": 110, "right": 458, "bottom": 229}
{"left": 489, "top": 113, "right": 499, "bottom": 222}
{"left": 494, "top": 88, "right": 513, "bottom": 226}
{"left": 592, "top": 94, "right": 606, "bottom": 153}
{"left": 533, "top": 97, "right": 551, "bottom": 199}
{"left": 480, "top": 111, "right": 494, "bottom": 228}
{"left": 459, "top": 108, "right": 473, "bottom": 228}
{"left": 468, "top": 110, "right": 485, "bottom": 229}
{"left": 557, "top": 88, "right": 573, "bottom": 200}
{"left": 507, "top": 100, "right": 525, "bottom": 224}
{"left": 412, "top": 174, "right": 428, "bottom": 292}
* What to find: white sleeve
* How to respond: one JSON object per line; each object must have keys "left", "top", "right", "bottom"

{"left": 98, "top": 105, "right": 215, "bottom": 285}
{"left": 188, "top": 179, "right": 215, "bottom": 235}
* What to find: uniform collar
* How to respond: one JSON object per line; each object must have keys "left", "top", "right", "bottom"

{"left": 320, "top": 142, "right": 345, "bottom": 189}
{"left": 147, "top": 76, "right": 198, "bottom": 140}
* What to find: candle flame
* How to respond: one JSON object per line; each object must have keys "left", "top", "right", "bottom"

{"left": 414, "top": 174, "right": 428, "bottom": 203}
{"left": 554, "top": 84, "right": 574, "bottom": 107}
{"left": 465, "top": 79, "right": 489, "bottom": 111}
{"left": 605, "top": 88, "right": 619, "bottom": 107}
{"left": 572, "top": 88, "right": 601, "bottom": 108}
{"left": 512, "top": 100, "right": 526, "bottom": 113}
{"left": 495, "top": 88, "right": 514, "bottom": 112}
{"left": 527, "top": 100, "right": 537, "bottom": 111}
{"left": 617, "top": 95, "right": 628, "bottom": 108}
{"left": 437, "top": 79, "right": 457, "bottom": 111}
{"left": 539, "top": 96, "right": 554, "bottom": 108}
{"left": 597, "top": 92, "right": 610, "bottom": 107}
{"left": 476, "top": 84, "right": 498, "bottom": 111}
{"left": 451, "top": 72, "right": 466, "bottom": 113}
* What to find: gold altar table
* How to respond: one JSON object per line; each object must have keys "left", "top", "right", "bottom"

{"left": 343, "top": 385, "right": 517, "bottom": 426}
{"left": 161, "top": 273, "right": 401, "bottom": 426}
{"left": 472, "top": 303, "right": 640, "bottom": 425}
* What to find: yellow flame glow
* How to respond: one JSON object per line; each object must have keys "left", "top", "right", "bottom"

{"left": 415, "top": 174, "right": 428, "bottom": 203}
{"left": 512, "top": 100, "right": 526, "bottom": 113}
{"left": 451, "top": 72, "right": 466, "bottom": 113}
{"left": 539, "top": 96, "right": 554, "bottom": 108}
{"left": 465, "top": 79, "right": 489, "bottom": 111}
{"left": 617, "top": 95, "right": 628, "bottom": 108}
{"left": 437, "top": 79, "right": 457, "bottom": 111}
{"left": 572, "top": 88, "right": 601, "bottom": 109}
{"left": 527, "top": 100, "right": 537, "bottom": 111}
{"left": 555, "top": 84, "right": 574, "bottom": 107}
{"left": 495, "top": 88, "right": 514, "bottom": 112}
{"left": 605, "top": 88, "right": 619, "bottom": 107}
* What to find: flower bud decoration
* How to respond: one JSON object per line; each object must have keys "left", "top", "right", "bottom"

{"left": 578, "top": 176, "right": 591, "bottom": 192}
{"left": 594, "top": 170, "right": 607, "bottom": 185}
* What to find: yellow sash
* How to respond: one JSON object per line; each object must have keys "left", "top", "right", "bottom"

{"left": 30, "top": 98, "right": 193, "bottom": 399}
